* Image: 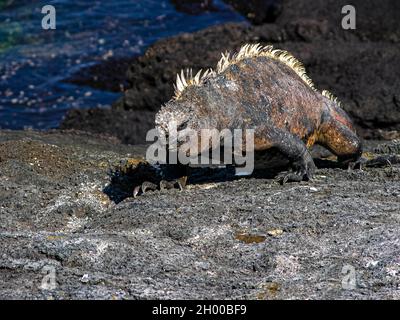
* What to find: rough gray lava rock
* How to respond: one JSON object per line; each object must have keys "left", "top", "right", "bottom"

{"left": 0, "top": 130, "right": 399, "bottom": 299}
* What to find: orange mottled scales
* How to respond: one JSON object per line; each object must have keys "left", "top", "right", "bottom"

{"left": 154, "top": 43, "right": 362, "bottom": 183}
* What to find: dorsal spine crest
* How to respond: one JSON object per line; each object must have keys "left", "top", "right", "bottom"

{"left": 172, "top": 43, "right": 342, "bottom": 107}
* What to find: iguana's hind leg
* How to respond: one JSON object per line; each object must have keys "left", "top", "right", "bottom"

{"left": 318, "top": 117, "right": 362, "bottom": 167}
{"left": 256, "top": 128, "right": 316, "bottom": 183}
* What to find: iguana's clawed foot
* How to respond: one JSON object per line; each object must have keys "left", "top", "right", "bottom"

{"left": 133, "top": 176, "right": 188, "bottom": 198}
{"left": 345, "top": 155, "right": 399, "bottom": 171}
{"left": 276, "top": 171, "right": 304, "bottom": 184}
{"left": 160, "top": 176, "right": 187, "bottom": 191}
{"left": 365, "top": 155, "right": 399, "bottom": 168}
{"left": 133, "top": 181, "right": 157, "bottom": 198}
{"left": 276, "top": 154, "right": 316, "bottom": 184}
{"left": 343, "top": 156, "right": 367, "bottom": 171}
{"left": 276, "top": 167, "right": 314, "bottom": 184}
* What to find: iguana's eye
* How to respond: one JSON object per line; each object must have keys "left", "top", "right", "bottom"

{"left": 177, "top": 120, "right": 189, "bottom": 131}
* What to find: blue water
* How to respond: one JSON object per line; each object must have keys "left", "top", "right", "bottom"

{"left": 0, "top": 0, "right": 244, "bottom": 129}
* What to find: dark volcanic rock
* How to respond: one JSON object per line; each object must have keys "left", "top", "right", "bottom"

{"left": 61, "top": 0, "right": 400, "bottom": 143}
{"left": 298, "top": 42, "right": 400, "bottom": 132}
{"left": 170, "top": 0, "right": 282, "bottom": 21}
{"left": 0, "top": 130, "right": 399, "bottom": 299}
{"left": 60, "top": 108, "right": 155, "bottom": 145}
{"left": 277, "top": 0, "right": 400, "bottom": 42}
{"left": 65, "top": 57, "right": 138, "bottom": 93}
{"left": 223, "top": 0, "right": 283, "bottom": 25}
{"left": 114, "top": 22, "right": 258, "bottom": 112}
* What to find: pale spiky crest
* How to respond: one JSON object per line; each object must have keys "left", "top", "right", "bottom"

{"left": 215, "top": 43, "right": 317, "bottom": 92}
{"left": 216, "top": 51, "right": 231, "bottom": 76}
{"left": 173, "top": 68, "right": 215, "bottom": 100}
{"left": 321, "top": 90, "right": 342, "bottom": 107}
{"left": 172, "top": 43, "right": 341, "bottom": 106}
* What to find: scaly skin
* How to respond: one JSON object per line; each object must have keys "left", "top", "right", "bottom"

{"left": 136, "top": 44, "right": 363, "bottom": 195}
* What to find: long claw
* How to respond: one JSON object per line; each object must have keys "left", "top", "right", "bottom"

{"left": 142, "top": 181, "right": 157, "bottom": 193}
{"left": 133, "top": 181, "right": 162, "bottom": 198}
{"left": 160, "top": 176, "right": 188, "bottom": 191}
{"left": 160, "top": 180, "right": 175, "bottom": 190}
{"left": 177, "top": 176, "right": 188, "bottom": 190}
{"left": 276, "top": 170, "right": 308, "bottom": 184}
{"left": 347, "top": 157, "right": 367, "bottom": 171}
{"left": 133, "top": 176, "right": 189, "bottom": 198}
{"left": 365, "top": 155, "right": 399, "bottom": 168}
{"left": 133, "top": 181, "right": 157, "bottom": 198}
{"left": 276, "top": 172, "right": 294, "bottom": 184}
{"left": 133, "top": 186, "right": 141, "bottom": 198}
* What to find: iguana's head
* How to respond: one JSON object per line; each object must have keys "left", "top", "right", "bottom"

{"left": 155, "top": 99, "right": 213, "bottom": 156}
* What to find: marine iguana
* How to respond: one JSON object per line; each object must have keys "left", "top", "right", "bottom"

{"left": 135, "top": 43, "right": 363, "bottom": 196}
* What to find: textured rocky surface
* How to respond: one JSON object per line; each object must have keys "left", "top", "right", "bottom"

{"left": 61, "top": 0, "right": 400, "bottom": 144}
{"left": 60, "top": 108, "right": 155, "bottom": 145}
{"left": 0, "top": 130, "right": 399, "bottom": 299}
{"left": 223, "top": 0, "right": 282, "bottom": 25}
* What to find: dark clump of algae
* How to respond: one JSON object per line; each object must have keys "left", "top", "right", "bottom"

{"left": 0, "top": 1, "right": 21, "bottom": 52}
{"left": 234, "top": 228, "right": 284, "bottom": 244}
{"left": 235, "top": 232, "right": 266, "bottom": 244}
{"left": 256, "top": 282, "right": 281, "bottom": 300}
{"left": 0, "top": 0, "right": 13, "bottom": 10}
{"left": 0, "top": 21, "right": 22, "bottom": 53}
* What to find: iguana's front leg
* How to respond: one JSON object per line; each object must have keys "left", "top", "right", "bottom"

{"left": 255, "top": 127, "right": 316, "bottom": 183}
{"left": 133, "top": 165, "right": 188, "bottom": 198}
